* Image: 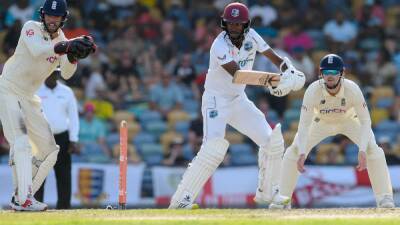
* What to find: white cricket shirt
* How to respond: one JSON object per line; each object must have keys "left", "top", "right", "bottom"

{"left": 0, "top": 20, "right": 77, "bottom": 97}
{"left": 297, "top": 79, "right": 371, "bottom": 154}
{"left": 204, "top": 28, "right": 270, "bottom": 96}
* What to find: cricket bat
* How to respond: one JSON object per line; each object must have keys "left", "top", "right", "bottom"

{"left": 232, "top": 70, "right": 281, "bottom": 87}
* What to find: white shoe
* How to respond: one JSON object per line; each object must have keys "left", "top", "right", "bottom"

{"left": 254, "top": 185, "right": 280, "bottom": 204}
{"left": 169, "top": 194, "right": 199, "bottom": 209}
{"left": 377, "top": 195, "right": 395, "bottom": 208}
{"left": 169, "top": 202, "right": 199, "bottom": 209}
{"left": 268, "top": 194, "right": 291, "bottom": 209}
{"left": 10, "top": 196, "right": 48, "bottom": 211}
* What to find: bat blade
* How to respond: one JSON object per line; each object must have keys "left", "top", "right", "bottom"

{"left": 232, "top": 70, "right": 280, "bottom": 87}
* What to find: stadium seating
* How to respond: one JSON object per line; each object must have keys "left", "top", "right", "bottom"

{"left": 229, "top": 143, "right": 257, "bottom": 166}
{"left": 140, "top": 143, "right": 164, "bottom": 166}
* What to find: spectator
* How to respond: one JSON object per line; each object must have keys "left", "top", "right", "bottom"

{"left": 2, "top": 19, "right": 22, "bottom": 57}
{"left": 173, "top": 53, "right": 196, "bottom": 86}
{"left": 249, "top": 0, "right": 277, "bottom": 27}
{"left": 283, "top": 23, "right": 314, "bottom": 54}
{"left": 85, "top": 66, "right": 106, "bottom": 100}
{"left": 4, "top": 0, "right": 34, "bottom": 27}
{"left": 78, "top": 102, "right": 111, "bottom": 163}
{"left": 162, "top": 137, "right": 188, "bottom": 166}
{"left": 365, "top": 47, "right": 397, "bottom": 86}
{"left": 323, "top": 10, "right": 358, "bottom": 52}
{"left": 291, "top": 46, "right": 316, "bottom": 83}
{"left": 149, "top": 73, "right": 184, "bottom": 118}
{"left": 62, "top": 14, "right": 90, "bottom": 39}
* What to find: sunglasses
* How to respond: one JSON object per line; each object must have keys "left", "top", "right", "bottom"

{"left": 321, "top": 69, "right": 341, "bottom": 76}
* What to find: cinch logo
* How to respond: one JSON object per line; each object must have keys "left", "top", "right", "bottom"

{"left": 46, "top": 56, "right": 58, "bottom": 63}
{"left": 320, "top": 108, "right": 346, "bottom": 114}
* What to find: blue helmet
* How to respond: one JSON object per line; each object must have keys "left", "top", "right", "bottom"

{"left": 319, "top": 54, "right": 344, "bottom": 72}
{"left": 39, "top": 0, "right": 69, "bottom": 32}
{"left": 42, "top": 0, "right": 68, "bottom": 16}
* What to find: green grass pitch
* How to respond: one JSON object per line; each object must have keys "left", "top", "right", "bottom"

{"left": 0, "top": 208, "right": 399, "bottom": 225}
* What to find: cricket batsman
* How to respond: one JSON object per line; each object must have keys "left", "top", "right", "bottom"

{"left": 169, "top": 2, "right": 305, "bottom": 209}
{"left": 0, "top": 0, "right": 96, "bottom": 211}
{"left": 270, "top": 54, "right": 395, "bottom": 209}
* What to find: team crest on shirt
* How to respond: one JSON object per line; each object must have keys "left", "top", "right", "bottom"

{"left": 26, "top": 29, "right": 34, "bottom": 37}
{"left": 341, "top": 98, "right": 346, "bottom": 106}
{"left": 209, "top": 110, "right": 218, "bottom": 118}
{"left": 244, "top": 41, "right": 253, "bottom": 51}
{"left": 231, "top": 8, "right": 240, "bottom": 17}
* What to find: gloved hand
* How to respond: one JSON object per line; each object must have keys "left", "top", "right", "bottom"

{"left": 268, "top": 72, "right": 294, "bottom": 97}
{"left": 269, "top": 57, "right": 305, "bottom": 97}
{"left": 54, "top": 35, "right": 97, "bottom": 63}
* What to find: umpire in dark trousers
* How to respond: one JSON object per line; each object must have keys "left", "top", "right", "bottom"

{"left": 34, "top": 68, "right": 79, "bottom": 209}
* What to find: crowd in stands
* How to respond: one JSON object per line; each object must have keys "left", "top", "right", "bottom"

{"left": 1, "top": 0, "right": 400, "bottom": 168}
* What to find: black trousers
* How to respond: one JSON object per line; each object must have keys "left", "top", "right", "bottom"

{"left": 34, "top": 131, "right": 71, "bottom": 209}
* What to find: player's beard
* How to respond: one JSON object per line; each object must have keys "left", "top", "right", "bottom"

{"left": 228, "top": 31, "right": 244, "bottom": 46}
{"left": 325, "top": 78, "right": 341, "bottom": 90}
{"left": 45, "top": 21, "right": 60, "bottom": 34}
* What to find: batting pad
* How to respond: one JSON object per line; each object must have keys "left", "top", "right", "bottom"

{"left": 169, "top": 138, "right": 229, "bottom": 209}
{"left": 13, "top": 135, "right": 33, "bottom": 204}
{"left": 32, "top": 148, "right": 59, "bottom": 194}
{"left": 256, "top": 123, "right": 284, "bottom": 203}
{"left": 366, "top": 148, "right": 393, "bottom": 201}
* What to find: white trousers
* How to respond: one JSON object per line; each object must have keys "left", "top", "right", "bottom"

{"left": 280, "top": 116, "right": 393, "bottom": 201}
{"left": 0, "top": 90, "right": 58, "bottom": 191}
{"left": 201, "top": 91, "right": 272, "bottom": 147}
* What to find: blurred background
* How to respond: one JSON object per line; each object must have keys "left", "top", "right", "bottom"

{"left": 0, "top": 0, "right": 400, "bottom": 208}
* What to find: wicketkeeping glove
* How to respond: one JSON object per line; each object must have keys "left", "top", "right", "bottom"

{"left": 54, "top": 35, "right": 97, "bottom": 63}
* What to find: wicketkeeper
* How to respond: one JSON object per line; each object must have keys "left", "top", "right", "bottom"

{"left": 0, "top": 0, "right": 96, "bottom": 211}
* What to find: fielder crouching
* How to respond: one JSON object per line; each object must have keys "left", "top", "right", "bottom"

{"left": 270, "top": 54, "right": 395, "bottom": 209}
{"left": 0, "top": 0, "right": 96, "bottom": 211}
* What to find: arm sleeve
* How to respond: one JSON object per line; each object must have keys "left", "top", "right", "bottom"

{"left": 59, "top": 55, "right": 77, "bottom": 80}
{"left": 211, "top": 39, "right": 233, "bottom": 66}
{"left": 67, "top": 90, "right": 80, "bottom": 142}
{"left": 21, "top": 21, "right": 55, "bottom": 57}
{"left": 250, "top": 29, "right": 270, "bottom": 53}
{"left": 296, "top": 86, "right": 316, "bottom": 154}
{"left": 352, "top": 85, "right": 371, "bottom": 152}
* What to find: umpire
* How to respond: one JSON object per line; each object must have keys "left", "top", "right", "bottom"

{"left": 34, "top": 67, "right": 79, "bottom": 209}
